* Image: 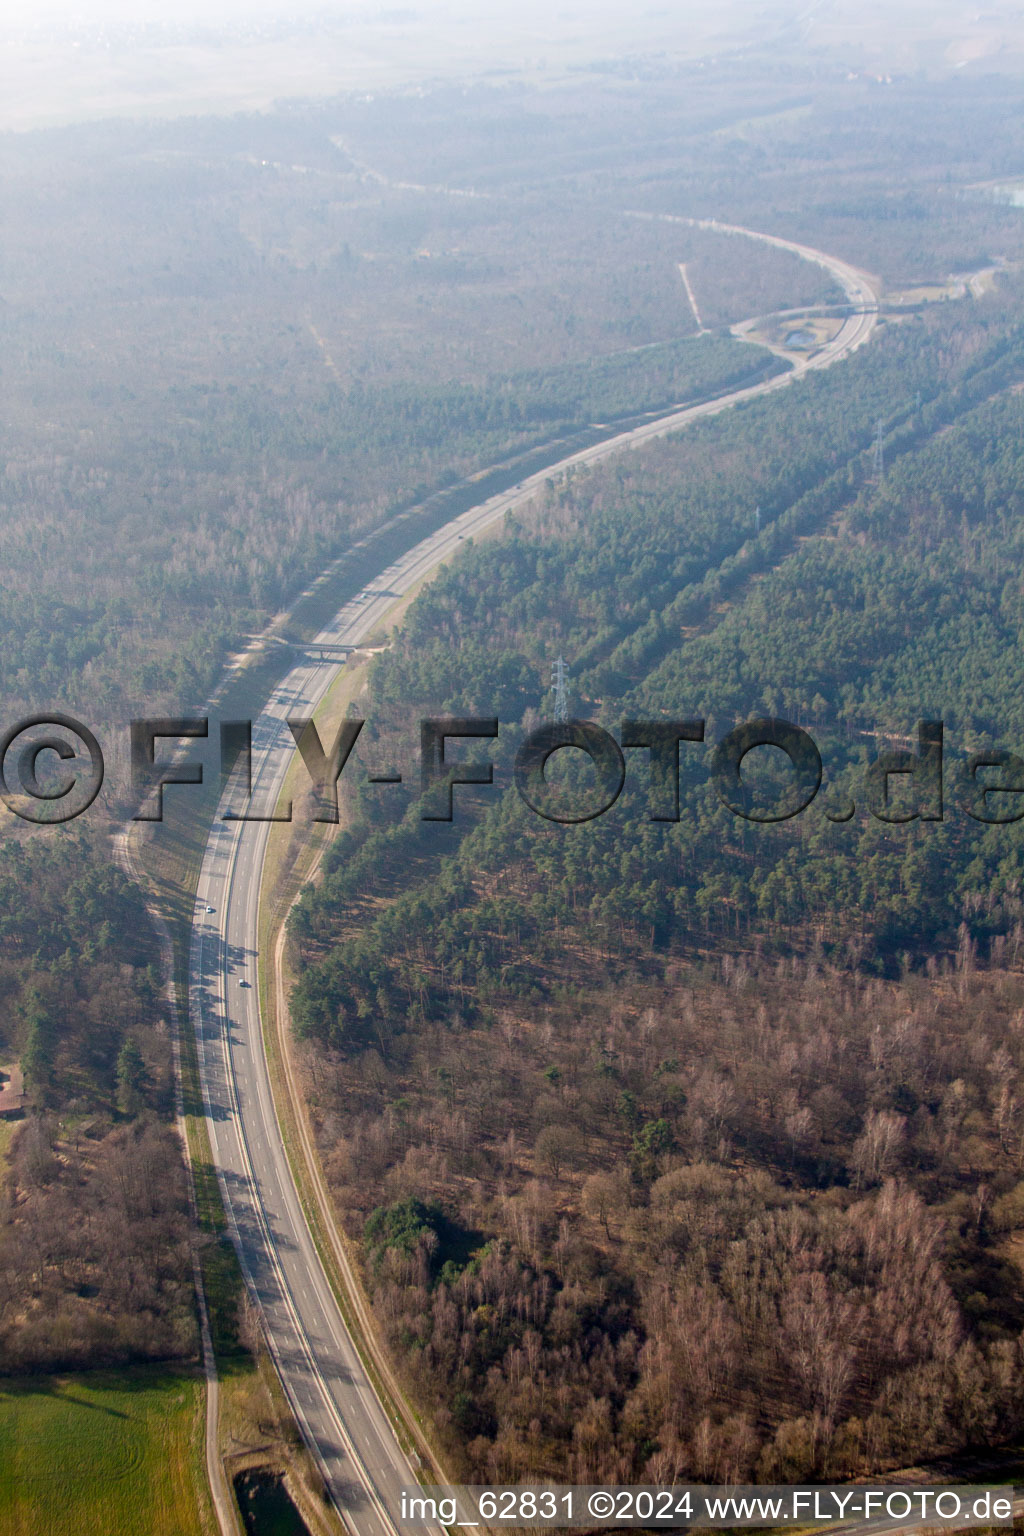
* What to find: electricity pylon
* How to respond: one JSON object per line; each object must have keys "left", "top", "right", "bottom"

{"left": 552, "top": 657, "right": 569, "bottom": 723}
{"left": 872, "top": 419, "right": 885, "bottom": 481}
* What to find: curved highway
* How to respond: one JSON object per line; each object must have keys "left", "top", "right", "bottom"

{"left": 187, "top": 227, "right": 879, "bottom": 1534}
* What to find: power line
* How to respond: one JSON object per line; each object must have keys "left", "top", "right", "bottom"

{"left": 872, "top": 418, "right": 885, "bottom": 481}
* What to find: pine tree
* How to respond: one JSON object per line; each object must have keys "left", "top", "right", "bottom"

{"left": 116, "top": 1037, "right": 149, "bottom": 1117}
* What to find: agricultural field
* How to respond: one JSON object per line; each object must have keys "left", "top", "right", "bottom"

{"left": 0, "top": 1369, "right": 212, "bottom": 1536}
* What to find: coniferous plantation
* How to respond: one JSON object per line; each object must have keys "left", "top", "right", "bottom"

{"left": 5, "top": 18, "right": 1024, "bottom": 1529}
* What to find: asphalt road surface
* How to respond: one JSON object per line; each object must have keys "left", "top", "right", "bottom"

{"left": 188, "top": 228, "right": 880, "bottom": 1536}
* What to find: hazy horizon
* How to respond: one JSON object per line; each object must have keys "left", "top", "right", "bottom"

{"left": 4, "top": 0, "right": 1023, "bottom": 134}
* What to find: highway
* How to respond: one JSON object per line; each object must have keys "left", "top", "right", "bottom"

{"left": 186, "top": 226, "right": 880, "bottom": 1535}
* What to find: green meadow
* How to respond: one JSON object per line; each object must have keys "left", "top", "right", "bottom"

{"left": 0, "top": 1368, "right": 212, "bottom": 1536}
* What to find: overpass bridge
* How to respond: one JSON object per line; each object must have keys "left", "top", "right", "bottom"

{"left": 305, "top": 641, "right": 356, "bottom": 662}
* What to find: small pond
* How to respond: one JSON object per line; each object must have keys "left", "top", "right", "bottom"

{"left": 234, "top": 1468, "right": 311, "bottom": 1536}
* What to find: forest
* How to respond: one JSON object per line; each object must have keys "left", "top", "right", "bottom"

{"left": 313, "top": 958, "right": 1024, "bottom": 1482}
{"left": 287, "top": 274, "right": 1024, "bottom": 1476}
{"left": 291, "top": 289, "right": 1024, "bottom": 1016}
{"left": 0, "top": 836, "right": 195, "bottom": 1371}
